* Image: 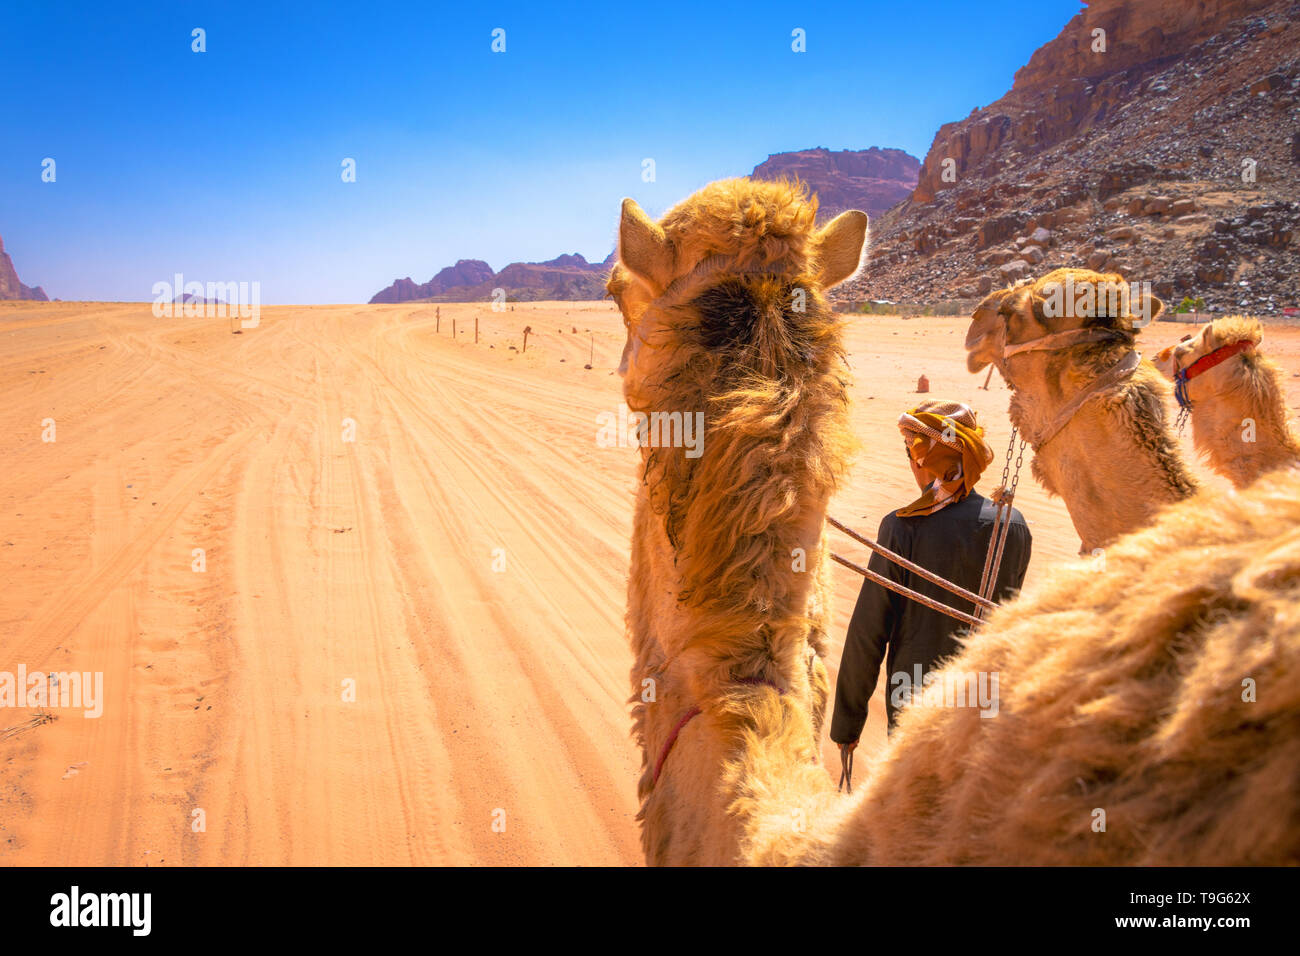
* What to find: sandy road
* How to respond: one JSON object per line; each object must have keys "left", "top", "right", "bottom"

{"left": 2, "top": 300, "right": 1298, "bottom": 866}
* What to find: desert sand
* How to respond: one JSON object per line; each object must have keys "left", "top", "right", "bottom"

{"left": 2, "top": 299, "right": 1298, "bottom": 866}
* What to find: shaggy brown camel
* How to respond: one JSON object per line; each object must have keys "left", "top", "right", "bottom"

{"left": 1153, "top": 316, "right": 1300, "bottom": 488}
{"left": 614, "top": 178, "right": 866, "bottom": 864}
{"left": 965, "top": 269, "right": 1197, "bottom": 553}
{"left": 617, "top": 182, "right": 1300, "bottom": 866}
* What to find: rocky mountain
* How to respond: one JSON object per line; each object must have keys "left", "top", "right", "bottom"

{"left": 369, "top": 147, "right": 921, "bottom": 304}
{"left": 370, "top": 252, "right": 615, "bottom": 304}
{"left": 839, "top": 0, "right": 1300, "bottom": 314}
{"left": 751, "top": 147, "right": 920, "bottom": 219}
{"left": 0, "top": 235, "right": 48, "bottom": 301}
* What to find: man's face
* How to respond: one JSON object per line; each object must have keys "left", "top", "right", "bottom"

{"left": 906, "top": 441, "right": 931, "bottom": 492}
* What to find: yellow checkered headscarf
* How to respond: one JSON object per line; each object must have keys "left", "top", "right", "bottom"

{"left": 896, "top": 400, "right": 994, "bottom": 518}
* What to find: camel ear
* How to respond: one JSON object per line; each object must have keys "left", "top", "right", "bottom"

{"left": 619, "top": 198, "right": 675, "bottom": 294}
{"left": 1143, "top": 292, "right": 1165, "bottom": 325}
{"left": 815, "top": 210, "right": 869, "bottom": 289}
{"left": 1119, "top": 281, "right": 1164, "bottom": 328}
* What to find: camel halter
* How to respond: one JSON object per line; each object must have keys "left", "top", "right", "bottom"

{"left": 1027, "top": 349, "right": 1143, "bottom": 450}
{"left": 1171, "top": 338, "right": 1256, "bottom": 412}
{"left": 652, "top": 677, "right": 783, "bottom": 787}
{"left": 826, "top": 327, "right": 1142, "bottom": 762}
{"left": 1001, "top": 326, "right": 1127, "bottom": 358}
{"left": 1000, "top": 327, "right": 1143, "bottom": 450}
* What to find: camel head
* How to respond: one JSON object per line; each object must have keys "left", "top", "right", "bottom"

{"left": 616, "top": 179, "right": 868, "bottom": 398}
{"left": 1152, "top": 316, "right": 1263, "bottom": 403}
{"left": 965, "top": 268, "right": 1164, "bottom": 379}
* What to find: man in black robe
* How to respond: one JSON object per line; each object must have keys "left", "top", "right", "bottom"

{"left": 830, "top": 401, "right": 1032, "bottom": 758}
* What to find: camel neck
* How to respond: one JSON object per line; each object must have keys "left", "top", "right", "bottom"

{"left": 1003, "top": 346, "right": 1132, "bottom": 446}
{"left": 1192, "top": 371, "right": 1300, "bottom": 488}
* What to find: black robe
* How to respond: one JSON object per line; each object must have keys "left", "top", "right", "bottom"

{"left": 829, "top": 491, "right": 1032, "bottom": 743}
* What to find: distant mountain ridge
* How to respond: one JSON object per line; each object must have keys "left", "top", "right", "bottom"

{"left": 0, "top": 235, "right": 48, "bottom": 301}
{"left": 369, "top": 252, "right": 615, "bottom": 304}
{"left": 368, "top": 146, "right": 921, "bottom": 303}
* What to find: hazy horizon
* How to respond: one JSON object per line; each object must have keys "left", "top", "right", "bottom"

{"left": 2, "top": 0, "right": 1081, "bottom": 303}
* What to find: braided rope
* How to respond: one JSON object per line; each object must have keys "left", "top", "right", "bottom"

{"left": 981, "top": 492, "right": 1018, "bottom": 618}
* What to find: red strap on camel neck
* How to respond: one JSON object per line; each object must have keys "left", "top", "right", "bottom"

{"left": 1180, "top": 339, "right": 1255, "bottom": 382}
{"left": 652, "top": 706, "right": 702, "bottom": 785}
{"left": 651, "top": 678, "right": 783, "bottom": 786}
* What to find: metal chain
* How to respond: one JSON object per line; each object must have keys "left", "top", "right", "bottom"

{"left": 975, "top": 428, "right": 1027, "bottom": 618}
{"left": 1000, "top": 430, "right": 1014, "bottom": 490}
{"left": 993, "top": 428, "right": 1024, "bottom": 504}
{"left": 1008, "top": 437, "right": 1026, "bottom": 498}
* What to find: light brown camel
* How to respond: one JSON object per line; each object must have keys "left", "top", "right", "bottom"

{"left": 1153, "top": 316, "right": 1300, "bottom": 488}
{"left": 965, "top": 268, "right": 1197, "bottom": 553}
{"left": 613, "top": 178, "right": 866, "bottom": 864}
{"left": 617, "top": 180, "right": 1300, "bottom": 866}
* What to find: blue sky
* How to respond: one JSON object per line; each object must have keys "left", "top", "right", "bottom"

{"left": 0, "top": 1, "right": 1082, "bottom": 303}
